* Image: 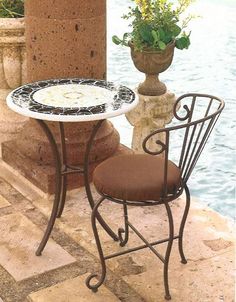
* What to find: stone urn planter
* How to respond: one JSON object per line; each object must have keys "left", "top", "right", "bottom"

{"left": 130, "top": 41, "right": 175, "bottom": 96}
{"left": 126, "top": 41, "right": 176, "bottom": 153}
{"left": 0, "top": 17, "right": 27, "bottom": 146}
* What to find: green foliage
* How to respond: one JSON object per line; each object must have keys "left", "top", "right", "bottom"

{"left": 113, "top": 0, "right": 195, "bottom": 51}
{"left": 0, "top": 0, "right": 24, "bottom": 18}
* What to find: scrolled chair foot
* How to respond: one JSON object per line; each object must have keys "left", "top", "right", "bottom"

{"left": 85, "top": 273, "right": 104, "bottom": 292}
{"left": 118, "top": 227, "right": 128, "bottom": 247}
{"left": 165, "top": 294, "right": 172, "bottom": 300}
{"left": 181, "top": 258, "right": 187, "bottom": 264}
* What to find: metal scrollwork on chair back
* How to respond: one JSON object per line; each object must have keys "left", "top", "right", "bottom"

{"left": 172, "top": 93, "right": 225, "bottom": 183}
{"left": 142, "top": 132, "right": 168, "bottom": 155}
{"left": 142, "top": 93, "right": 225, "bottom": 190}
{"left": 173, "top": 94, "right": 196, "bottom": 122}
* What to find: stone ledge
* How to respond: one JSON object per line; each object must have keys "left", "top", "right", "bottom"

{"left": 1, "top": 143, "right": 132, "bottom": 194}
{"left": 0, "top": 159, "right": 46, "bottom": 201}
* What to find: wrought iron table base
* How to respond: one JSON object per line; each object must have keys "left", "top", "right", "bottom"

{"left": 36, "top": 119, "right": 119, "bottom": 256}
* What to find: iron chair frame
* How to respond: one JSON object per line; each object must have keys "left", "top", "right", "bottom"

{"left": 85, "top": 93, "right": 225, "bottom": 300}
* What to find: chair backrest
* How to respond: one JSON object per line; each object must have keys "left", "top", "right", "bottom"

{"left": 143, "top": 93, "right": 225, "bottom": 197}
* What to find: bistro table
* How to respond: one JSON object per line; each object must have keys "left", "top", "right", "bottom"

{"left": 7, "top": 78, "right": 138, "bottom": 256}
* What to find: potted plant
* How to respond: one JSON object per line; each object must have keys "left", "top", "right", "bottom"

{"left": 0, "top": 0, "right": 26, "bottom": 143}
{"left": 112, "top": 0, "right": 195, "bottom": 96}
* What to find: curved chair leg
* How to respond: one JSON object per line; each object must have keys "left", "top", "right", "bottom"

{"left": 178, "top": 184, "right": 191, "bottom": 264}
{"left": 163, "top": 201, "right": 174, "bottom": 301}
{"left": 57, "top": 175, "right": 67, "bottom": 218}
{"left": 36, "top": 120, "right": 62, "bottom": 256}
{"left": 118, "top": 203, "right": 129, "bottom": 247}
{"left": 86, "top": 197, "right": 107, "bottom": 292}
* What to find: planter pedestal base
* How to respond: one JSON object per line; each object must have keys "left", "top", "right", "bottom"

{"left": 138, "top": 74, "right": 167, "bottom": 96}
{"left": 126, "top": 90, "right": 176, "bottom": 153}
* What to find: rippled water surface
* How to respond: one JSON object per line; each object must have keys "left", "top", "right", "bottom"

{"left": 107, "top": 0, "right": 236, "bottom": 219}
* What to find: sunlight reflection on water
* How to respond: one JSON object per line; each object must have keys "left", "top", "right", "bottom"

{"left": 107, "top": 0, "right": 236, "bottom": 219}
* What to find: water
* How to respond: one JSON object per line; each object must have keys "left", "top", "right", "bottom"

{"left": 107, "top": 0, "right": 236, "bottom": 219}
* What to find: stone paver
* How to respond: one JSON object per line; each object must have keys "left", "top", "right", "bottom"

{"left": 27, "top": 274, "right": 120, "bottom": 302}
{"left": 0, "top": 194, "right": 10, "bottom": 209}
{"left": 0, "top": 213, "right": 76, "bottom": 281}
{"left": 121, "top": 247, "right": 234, "bottom": 302}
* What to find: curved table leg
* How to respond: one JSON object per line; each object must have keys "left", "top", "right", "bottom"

{"left": 36, "top": 120, "right": 62, "bottom": 256}
{"left": 57, "top": 174, "right": 67, "bottom": 218}
{"left": 57, "top": 123, "right": 67, "bottom": 218}
{"left": 84, "top": 120, "right": 119, "bottom": 242}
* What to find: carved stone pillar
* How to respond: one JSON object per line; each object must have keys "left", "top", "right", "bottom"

{"left": 0, "top": 18, "right": 28, "bottom": 150}
{"left": 1, "top": 1, "right": 123, "bottom": 193}
{"left": 126, "top": 91, "right": 176, "bottom": 153}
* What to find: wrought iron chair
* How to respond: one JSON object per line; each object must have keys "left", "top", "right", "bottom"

{"left": 86, "top": 93, "right": 224, "bottom": 300}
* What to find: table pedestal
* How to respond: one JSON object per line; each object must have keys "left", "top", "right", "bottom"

{"left": 2, "top": 119, "right": 120, "bottom": 193}
{"left": 36, "top": 119, "right": 119, "bottom": 256}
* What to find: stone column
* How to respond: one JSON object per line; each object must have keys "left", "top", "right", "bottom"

{"left": 2, "top": 0, "right": 122, "bottom": 193}
{"left": 126, "top": 91, "right": 176, "bottom": 153}
{"left": 25, "top": 0, "right": 107, "bottom": 81}
{"left": 0, "top": 18, "right": 28, "bottom": 151}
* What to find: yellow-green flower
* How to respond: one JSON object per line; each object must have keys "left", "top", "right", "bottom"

{"left": 135, "top": 0, "right": 153, "bottom": 20}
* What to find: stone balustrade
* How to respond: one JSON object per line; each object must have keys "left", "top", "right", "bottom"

{"left": 0, "top": 18, "right": 28, "bottom": 149}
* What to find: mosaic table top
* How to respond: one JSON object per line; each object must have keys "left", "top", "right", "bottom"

{"left": 7, "top": 78, "right": 138, "bottom": 122}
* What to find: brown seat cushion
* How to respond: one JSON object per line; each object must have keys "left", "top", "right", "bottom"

{"left": 93, "top": 154, "right": 181, "bottom": 201}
